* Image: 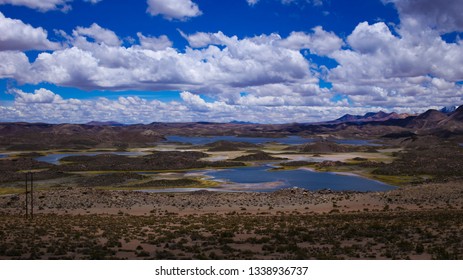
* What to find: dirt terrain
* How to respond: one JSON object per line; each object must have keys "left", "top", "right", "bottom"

{"left": 0, "top": 180, "right": 462, "bottom": 260}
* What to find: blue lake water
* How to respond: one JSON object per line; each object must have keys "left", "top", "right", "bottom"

{"left": 165, "top": 135, "right": 380, "bottom": 146}
{"left": 164, "top": 135, "right": 314, "bottom": 145}
{"left": 36, "top": 151, "right": 148, "bottom": 165}
{"left": 201, "top": 165, "right": 395, "bottom": 192}
{"left": 333, "top": 139, "right": 382, "bottom": 146}
{"left": 166, "top": 135, "right": 381, "bottom": 146}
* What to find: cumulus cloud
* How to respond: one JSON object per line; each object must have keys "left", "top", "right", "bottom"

{"left": 328, "top": 21, "right": 463, "bottom": 108}
{"left": 0, "top": 0, "right": 72, "bottom": 12}
{"left": 0, "top": 88, "right": 385, "bottom": 124}
{"left": 0, "top": 51, "right": 31, "bottom": 79}
{"left": 383, "top": 0, "right": 463, "bottom": 33}
{"left": 11, "top": 88, "right": 64, "bottom": 103}
{"left": 73, "top": 23, "right": 121, "bottom": 46}
{"left": 346, "top": 22, "right": 396, "bottom": 54}
{"left": 3, "top": 28, "right": 321, "bottom": 106}
{"left": 278, "top": 26, "right": 343, "bottom": 56}
{"left": 136, "top": 32, "right": 172, "bottom": 51}
{"left": 334, "top": 21, "right": 463, "bottom": 81}
{"left": 0, "top": 12, "right": 60, "bottom": 51}
{"left": 1, "top": 4, "right": 462, "bottom": 123}
{"left": 146, "top": 0, "right": 202, "bottom": 21}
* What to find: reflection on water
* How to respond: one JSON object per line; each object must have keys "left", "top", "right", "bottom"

{"left": 333, "top": 139, "right": 382, "bottom": 146}
{"left": 36, "top": 151, "right": 148, "bottom": 165}
{"left": 165, "top": 135, "right": 381, "bottom": 146}
{"left": 165, "top": 135, "right": 314, "bottom": 145}
{"left": 198, "top": 165, "right": 395, "bottom": 192}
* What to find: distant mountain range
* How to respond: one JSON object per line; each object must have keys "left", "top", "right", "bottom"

{"left": 1, "top": 105, "right": 463, "bottom": 150}
{"left": 85, "top": 121, "right": 125, "bottom": 126}
{"left": 229, "top": 120, "right": 256, "bottom": 124}
{"left": 440, "top": 106, "right": 457, "bottom": 114}
{"left": 82, "top": 106, "right": 458, "bottom": 127}
{"left": 330, "top": 111, "right": 412, "bottom": 124}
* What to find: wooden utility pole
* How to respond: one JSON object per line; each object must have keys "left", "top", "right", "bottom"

{"left": 25, "top": 172, "right": 34, "bottom": 219}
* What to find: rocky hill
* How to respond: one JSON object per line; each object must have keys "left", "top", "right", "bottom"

{"left": 331, "top": 111, "right": 411, "bottom": 124}
{"left": 406, "top": 109, "right": 448, "bottom": 130}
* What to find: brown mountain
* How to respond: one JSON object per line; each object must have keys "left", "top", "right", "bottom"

{"left": 0, "top": 122, "right": 164, "bottom": 150}
{"left": 406, "top": 109, "right": 448, "bottom": 130}
{"left": 436, "top": 105, "right": 463, "bottom": 132}
{"left": 85, "top": 121, "right": 125, "bottom": 126}
{"left": 332, "top": 111, "right": 410, "bottom": 124}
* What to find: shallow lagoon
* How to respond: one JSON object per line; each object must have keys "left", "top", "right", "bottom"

{"left": 165, "top": 135, "right": 313, "bottom": 145}
{"left": 165, "top": 135, "right": 380, "bottom": 146}
{"left": 199, "top": 165, "right": 395, "bottom": 192}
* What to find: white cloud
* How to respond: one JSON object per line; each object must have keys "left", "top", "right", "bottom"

{"left": 146, "top": 0, "right": 202, "bottom": 21}
{"left": 84, "top": 0, "right": 101, "bottom": 3}
{"left": 332, "top": 21, "right": 463, "bottom": 82}
{"left": 178, "top": 30, "right": 230, "bottom": 48}
{"left": 328, "top": 21, "right": 463, "bottom": 108}
{"left": 1, "top": 11, "right": 462, "bottom": 123}
{"left": 0, "top": 51, "right": 30, "bottom": 79}
{"left": 347, "top": 22, "right": 396, "bottom": 54}
{"left": 383, "top": 0, "right": 463, "bottom": 33}
{"left": 136, "top": 32, "right": 172, "bottom": 51}
{"left": 3, "top": 29, "right": 319, "bottom": 103}
{"left": 0, "top": 0, "right": 71, "bottom": 12}
{"left": 180, "top": 91, "right": 217, "bottom": 112}
{"left": 73, "top": 23, "right": 121, "bottom": 46}
{"left": 0, "top": 88, "right": 385, "bottom": 124}
{"left": 0, "top": 12, "right": 60, "bottom": 51}
{"left": 12, "top": 88, "right": 63, "bottom": 103}
{"left": 278, "top": 26, "right": 343, "bottom": 56}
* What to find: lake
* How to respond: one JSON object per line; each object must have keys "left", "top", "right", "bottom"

{"left": 164, "top": 135, "right": 314, "bottom": 145}
{"left": 36, "top": 151, "right": 148, "bottom": 165}
{"left": 198, "top": 165, "right": 394, "bottom": 192}
{"left": 333, "top": 139, "right": 382, "bottom": 146}
{"left": 165, "top": 135, "right": 380, "bottom": 146}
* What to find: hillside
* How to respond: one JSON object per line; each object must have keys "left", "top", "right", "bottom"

{"left": 406, "top": 109, "right": 448, "bottom": 130}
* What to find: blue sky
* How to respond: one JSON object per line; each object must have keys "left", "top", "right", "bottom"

{"left": 0, "top": 0, "right": 462, "bottom": 123}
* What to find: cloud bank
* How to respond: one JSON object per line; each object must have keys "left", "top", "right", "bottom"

{"left": 0, "top": 0, "right": 462, "bottom": 123}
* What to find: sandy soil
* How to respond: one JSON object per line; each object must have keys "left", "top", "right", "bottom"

{"left": 0, "top": 181, "right": 462, "bottom": 260}
{"left": 1, "top": 180, "right": 462, "bottom": 216}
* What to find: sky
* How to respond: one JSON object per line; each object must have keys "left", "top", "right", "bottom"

{"left": 0, "top": 0, "right": 462, "bottom": 124}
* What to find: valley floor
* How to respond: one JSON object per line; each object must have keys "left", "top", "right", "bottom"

{"left": 1, "top": 180, "right": 462, "bottom": 260}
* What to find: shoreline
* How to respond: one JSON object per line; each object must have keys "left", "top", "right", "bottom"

{"left": 2, "top": 179, "right": 462, "bottom": 216}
